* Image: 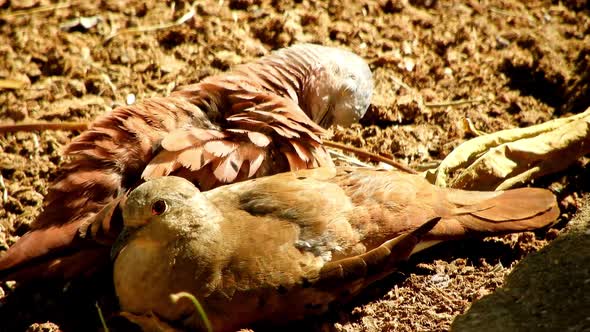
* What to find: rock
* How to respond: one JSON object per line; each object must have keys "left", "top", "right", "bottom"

{"left": 452, "top": 198, "right": 590, "bottom": 332}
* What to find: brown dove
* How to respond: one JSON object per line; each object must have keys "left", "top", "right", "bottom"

{"left": 0, "top": 43, "right": 373, "bottom": 281}
{"left": 112, "top": 167, "right": 559, "bottom": 332}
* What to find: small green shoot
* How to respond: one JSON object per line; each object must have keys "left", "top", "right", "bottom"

{"left": 170, "top": 291, "right": 213, "bottom": 332}
{"left": 95, "top": 302, "right": 110, "bottom": 332}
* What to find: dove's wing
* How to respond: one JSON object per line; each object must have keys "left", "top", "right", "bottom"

{"left": 143, "top": 86, "right": 331, "bottom": 190}
{"left": 212, "top": 168, "right": 557, "bottom": 329}
{"left": 330, "top": 168, "right": 559, "bottom": 245}
{"left": 0, "top": 194, "right": 126, "bottom": 281}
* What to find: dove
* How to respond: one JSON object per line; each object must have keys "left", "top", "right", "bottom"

{"left": 0, "top": 43, "right": 373, "bottom": 281}
{"left": 112, "top": 167, "right": 559, "bottom": 332}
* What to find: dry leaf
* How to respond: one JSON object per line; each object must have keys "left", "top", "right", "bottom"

{"left": 424, "top": 106, "right": 590, "bottom": 190}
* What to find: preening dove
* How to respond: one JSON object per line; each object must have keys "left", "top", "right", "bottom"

{"left": 113, "top": 167, "right": 559, "bottom": 331}
{"left": 0, "top": 44, "right": 373, "bottom": 281}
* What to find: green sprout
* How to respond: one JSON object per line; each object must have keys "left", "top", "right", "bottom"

{"left": 170, "top": 291, "right": 213, "bottom": 332}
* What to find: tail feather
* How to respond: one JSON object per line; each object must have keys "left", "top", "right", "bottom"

{"left": 0, "top": 247, "right": 110, "bottom": 282}
{"left": 0, "top": 195, "right": 125, "bottom": 282}
{"left": 0, "top": 222, "right": 79, "bottom": 274}
{"left": 438, "top": 187, "right": 559, "bottom": 237}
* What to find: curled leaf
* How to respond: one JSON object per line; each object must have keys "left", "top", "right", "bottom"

{"left": 425, "top": 107, "right": 590, "bottom": 190}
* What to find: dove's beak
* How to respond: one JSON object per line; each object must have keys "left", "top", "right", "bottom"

{"left": 318, "top": 103, "right": 335, "bottom": 128}
{"left": 111, "top": 227, "right": 135, "bottom": 260}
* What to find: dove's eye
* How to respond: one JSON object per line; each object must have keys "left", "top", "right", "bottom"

{"left": 151, "top": 199, "right": 168, "bottom": 216}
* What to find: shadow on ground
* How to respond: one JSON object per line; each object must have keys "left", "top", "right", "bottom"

{"left": 452, "top": 198, "right": 590, "bottom": 332}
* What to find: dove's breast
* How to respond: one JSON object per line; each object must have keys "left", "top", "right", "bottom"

{"left": 113, "top": 230, "right": 190, "bottom": 322}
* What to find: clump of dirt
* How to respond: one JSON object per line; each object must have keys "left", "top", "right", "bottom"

{"left": 0, "top": 0, "right": 589, "bottom": 331}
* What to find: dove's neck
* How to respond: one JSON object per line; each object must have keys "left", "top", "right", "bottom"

{"left": 240, "top": 44, "right": 372, "bottom": 128}
{"left": 300, "top": 62, "right": 372, "bottom": 128}
{"left": 169, "top": 197, "right": 224, "bottom": 244}
{"left": 300, "top": 71, "right": 336, "bottom": 128}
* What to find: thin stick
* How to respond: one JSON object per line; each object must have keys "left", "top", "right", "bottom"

{"left": 0, "top": 1, "right": 75, "bottom": 18}
{"left": 103, "top": 6, "right": 195, "bottom": 42}
{"left": 489, "top": 7, "right": 536, "bottom": 24}
{"left": 0, "top": 175, "right": 7, "bottom": 204}
{"left": 389, "top": 76, "right": 413, "bottom": 92}
{"left": 0, "top": 122, "right": 89, "bottom": 134}
{"left": 464, "top": 117, "right": 486, "bottom": 136}
{"left": 425, "top": 98, "right": 486, "bottom": 108}
{"left": 328, "top": 149, "right": 373, "bottom": 167}
{"left": 324, "top": 140, "right": 417, "bottom": 174}
{"left": 0, "top": 79, "right": 27, "bottom": 89}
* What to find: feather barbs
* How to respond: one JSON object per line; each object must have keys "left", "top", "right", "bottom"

{"left": 142, "top": 113, "right": 331, "bottom": 188}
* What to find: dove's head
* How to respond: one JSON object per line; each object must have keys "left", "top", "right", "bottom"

{"left": 112, "top": 176, "right": 222, "bottom": 258}
{"left": 303, "top": 45, "right": 373, "bottom": 128}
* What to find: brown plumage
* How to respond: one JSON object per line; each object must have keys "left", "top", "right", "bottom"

{"left": 0, "top": 44, "right": 373, "bottom": 281}
{"left": 113, "top": 167, "right": 559, "bottom": 332}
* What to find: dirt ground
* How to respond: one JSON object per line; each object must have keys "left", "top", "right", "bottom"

{"left": 0, "top": 0, "right": 589, "bottom": 331}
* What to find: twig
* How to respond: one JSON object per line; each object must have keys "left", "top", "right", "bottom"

{"left": 0, "top": 122, "right": 89, "bottom": 134}
{"left": 103, "top": 5, "right": 196, "bottom": 42}
{"left": 31, "top": 133, "right": 41, "bottom": 158}
{"left": 489, "top": 6, "right": 536, "bottom": 24}
{"left": 425, "top": 98, "right": 486, "bottom": 108}
{"left": 101, "top": 73, "right": 118, "bottom": 97}
{"left": 323, "top": 140, "right": 417, "bottom": 174}
{"left": 328, "top": 149, "right": 373, "bottom": 167}
{"left": 0, "top": 175, "right": 7, "bottom": 204}
{"left": 0, "top": 1, "right": 75, "bottom": 19}
{"left": 0, "top": 79, "right": 27, "bottom": 90}
{"left": 463, "top": 117, "right": 486, "bottom": 136}
{"left": 389, "top": 76, "right": 413, "bottom": 92}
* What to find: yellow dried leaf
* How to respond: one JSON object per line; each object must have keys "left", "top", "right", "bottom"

{"left": 424, "top": 106, "right": 590, "bottom": 190}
